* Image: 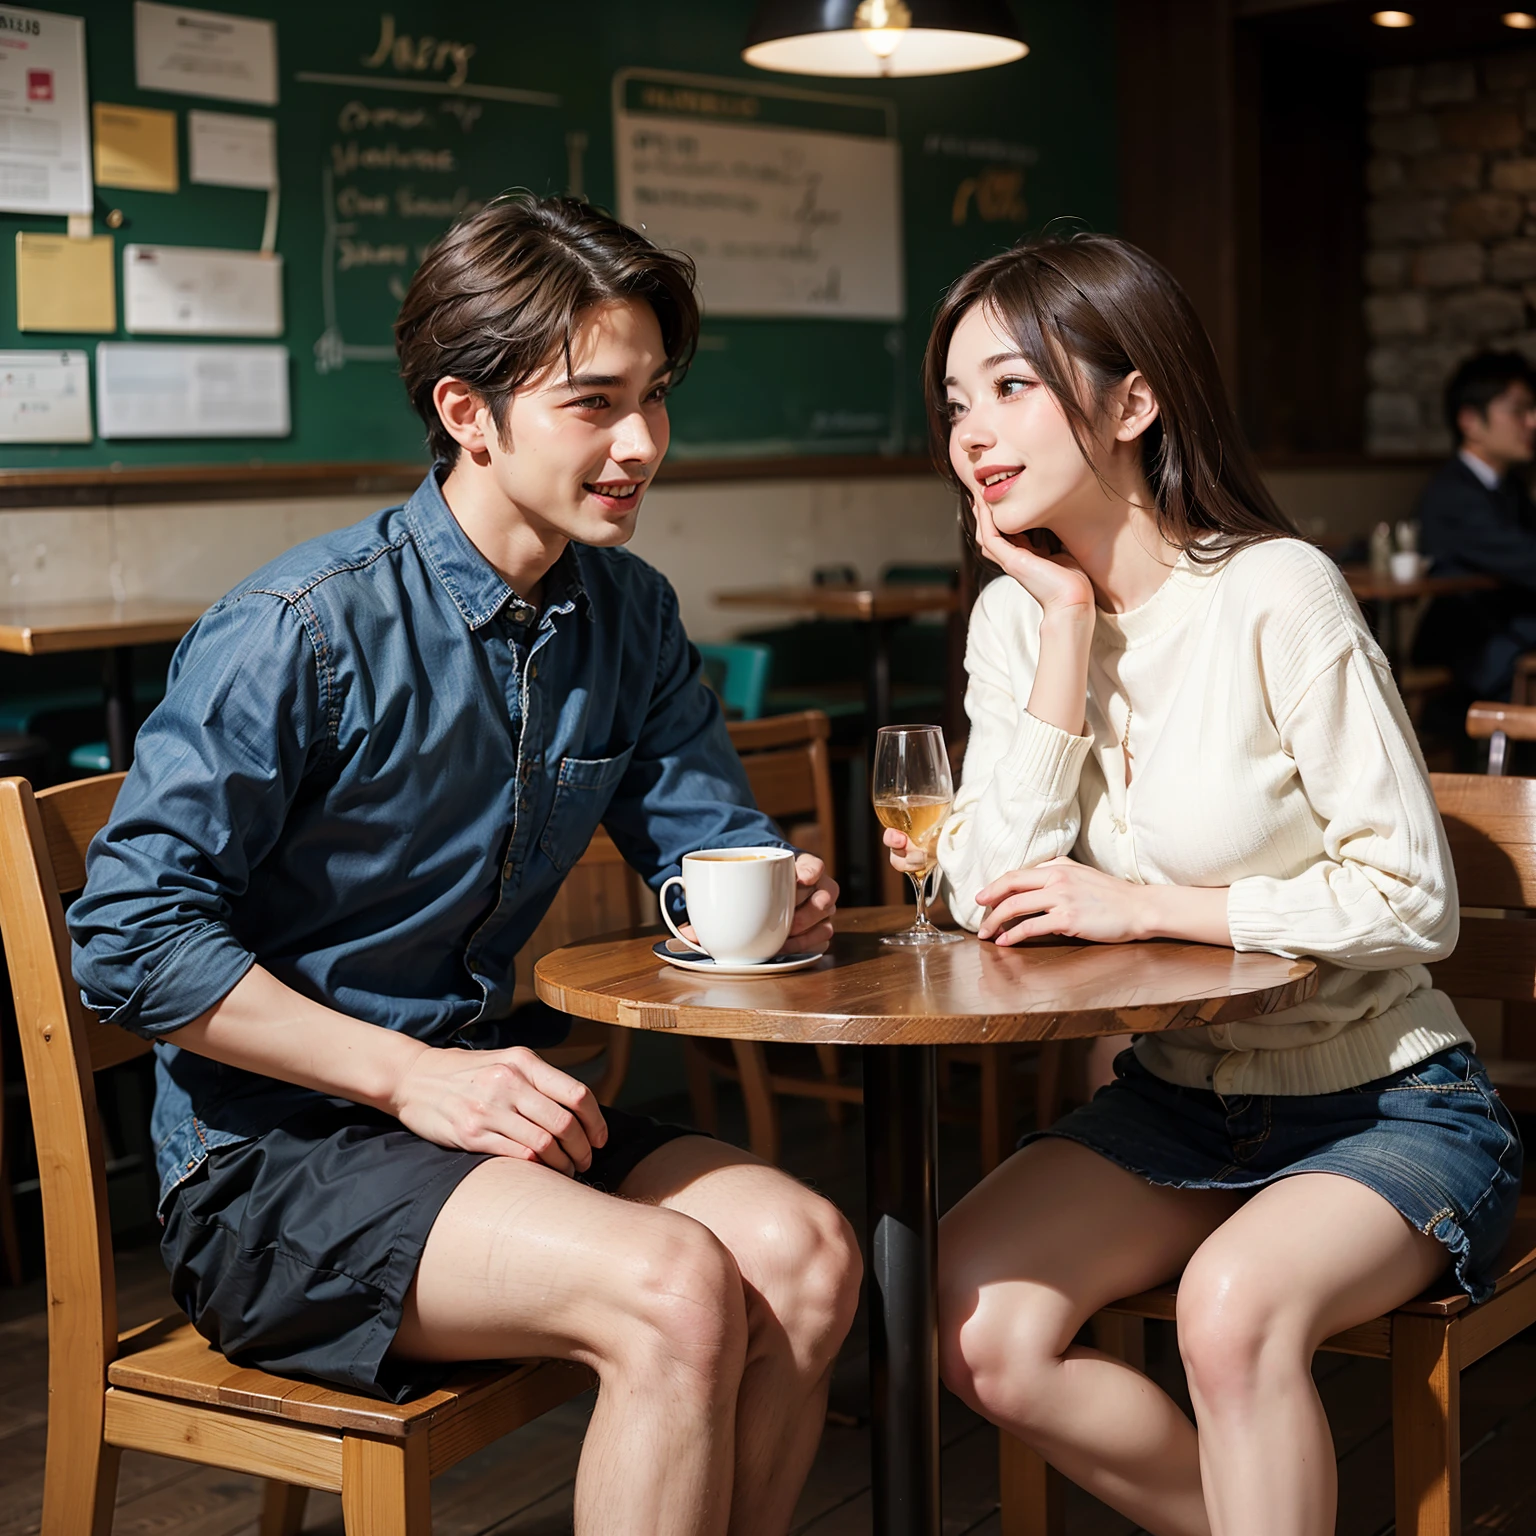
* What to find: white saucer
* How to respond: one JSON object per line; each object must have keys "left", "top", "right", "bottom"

{"left": 652, "top": 939, "right": 824, "bottom": 976}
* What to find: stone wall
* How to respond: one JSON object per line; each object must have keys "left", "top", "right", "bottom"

{"left": 1366, "top": 52, "right": 1536, "bottom": 454}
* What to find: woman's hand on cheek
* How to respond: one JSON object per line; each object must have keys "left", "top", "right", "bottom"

{"left": 972, "top": 494, "right": 1095, "bottom": 621}
{"left": 975, "top": 857, "right": 1152, "bottom": 945}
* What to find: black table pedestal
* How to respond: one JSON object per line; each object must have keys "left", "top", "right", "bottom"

{"left": 863, "top": 1044, "right": 940, "bottom": 1535}
{"left": 103, "top": 645, "right": 135, "bottom": 772}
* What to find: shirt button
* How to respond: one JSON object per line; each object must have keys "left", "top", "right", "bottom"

{"left": 529, "top": 662, "right": 539, "bottom": 680}
{"left": 1111, "top": 816, "right": 1127, "bottom": 834}
{"left": 512, "top": 607, "right": 529, "bottom": 624}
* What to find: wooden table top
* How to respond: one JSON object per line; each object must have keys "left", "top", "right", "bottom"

{"left": 714, "top": 584, "right": 961, "bottom": 622}
{"left": 0, "top": 598, "right": 205, "bottom": 655}
{"left": 1340, "top": 566, "right": 1500, "bottom": 603}
{"left": 534, "top": 907, "right": 1318, "bottom": 1046}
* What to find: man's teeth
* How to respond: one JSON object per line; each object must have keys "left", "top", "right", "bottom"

{"left": 983, "top": 470, "right": 1018, "bottom": 487}
{"left": 589, "top": 483, "right": 638, "bottom": 498}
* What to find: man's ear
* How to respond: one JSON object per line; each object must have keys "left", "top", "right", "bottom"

{"left": 1456, "top": 403, "right": 1487, "bottom": 447}
{"left": 1113, "top": 370, "right": 1160, "bottom": 445}
{"left": 433, "top": 377, "right": 493, "bottom": 459}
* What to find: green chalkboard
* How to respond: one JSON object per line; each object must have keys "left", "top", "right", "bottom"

{"left": 0, "top": 0, "right": 1116, "bottom": 475}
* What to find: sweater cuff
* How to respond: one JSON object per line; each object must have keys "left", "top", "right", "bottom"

{"left": 1225, "top": 875, "right": 1298, "bottom": 957}
{"left": 993, "top": 710, "right": 1093, "bottom": 803}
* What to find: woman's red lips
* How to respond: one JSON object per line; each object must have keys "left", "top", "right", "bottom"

{"left": 975, "top": 465, "right": 1023, "bottom": 503}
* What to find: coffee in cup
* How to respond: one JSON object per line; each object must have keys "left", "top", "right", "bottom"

{"left": 660, "top": 846, "right": 796, "bottom": 964}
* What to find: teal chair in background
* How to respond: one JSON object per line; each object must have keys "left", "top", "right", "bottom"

{"left": 696, "top": 641, "right": 772, "bottom": 721}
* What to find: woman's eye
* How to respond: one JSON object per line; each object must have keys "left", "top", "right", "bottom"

{"left": 945, "top": 399, "right": 966, "bottom": 422}
{"left": 997, "top": 375, "right": 1034, "bottom": 399}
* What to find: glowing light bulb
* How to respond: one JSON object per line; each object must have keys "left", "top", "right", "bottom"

{"left": 855, "top": 0, "right": 911, "bottom": 60}
{"left": 1503, "top": 11, "right": 1536, "bottom": 27}
{"left": 1370, "top": 10, "right": 1415, "bottom": 25}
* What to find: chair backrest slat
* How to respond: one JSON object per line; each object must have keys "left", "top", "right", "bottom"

{"left": 728, "top": 711, "right": 836, "bottom": 878}
{"left": 1430, "top": 772, "right": 1536, "bottom": 913}
{"left": 0, "top": 774, "right": 126, "bottom": 1400}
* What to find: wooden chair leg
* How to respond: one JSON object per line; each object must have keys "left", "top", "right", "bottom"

{"left": 978, "top": 1050, "right": 1016, "bottom": 1173}
{"left": 589, "top": 1026, "right": 633, "bottom": 1107}
{"left": 342, "top": 1433, "right": 430, "bottom": 1536}
{"left": 41, "top": 1415, "right": 120, "bottom": 1536}
{"left": 1091, "top": 1313, "right": 1146, "bottom": 1372}
{"left": 1034, "top": 1042, "right": 1065, "bottom": 1132}
{"left": 261, "top": 1480, "right": 310, "bottom": 1536}
{"left": 732, "top": 1041, "right": 782, "bottom": 1165}
{"left": 814, "top": 1044, "right": 845, "bottom": 1125}
{"left": 999, "top": 1429, "right": 1064, "bottom": 1536}
{"left": 684, "top": 1040, "right": 720, "bottom": 1136}
{"left": 1392, "top": 1313, "right": 1461, "bottom": 1536}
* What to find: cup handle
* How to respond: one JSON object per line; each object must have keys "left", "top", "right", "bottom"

{"left": 659, "top": 876, "right": 709, "bottom": 955}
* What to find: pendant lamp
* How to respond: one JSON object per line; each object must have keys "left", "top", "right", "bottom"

{"left": 743, "top": 0, "right": 1027, "bottom": 78}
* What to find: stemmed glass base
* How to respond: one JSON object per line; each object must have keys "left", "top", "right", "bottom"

{"left": 881, "top": 869, "right": 965, "bottom": 946}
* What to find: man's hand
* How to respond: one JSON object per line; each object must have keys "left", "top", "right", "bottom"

{"left": 789, "top": 851, "right": 838, "bottom": 952}
{"left": 976, "top": 857, "right": 1152, "bottom": 946}
{"left": 390, "top": 1044, "right": 607, "bottom": 1175}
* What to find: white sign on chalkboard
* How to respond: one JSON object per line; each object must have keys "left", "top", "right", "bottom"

{"left": 0, "top": 349, "right": 91, "bottom": 443}
{"left": 97, "top": 342, "right": 289, "bottom": 438}
{"left": 615, "top": 72, "right": 902, "bottom": 322}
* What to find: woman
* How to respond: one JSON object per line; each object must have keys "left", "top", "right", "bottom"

{"left": 884, "top": 234, "right": 1521, "bottom": 1536}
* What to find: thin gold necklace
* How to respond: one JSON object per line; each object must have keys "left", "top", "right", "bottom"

{"left": 1120, "top": 701, "right": 1133, "bottom": 757}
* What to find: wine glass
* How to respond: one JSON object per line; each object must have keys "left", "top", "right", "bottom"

{"left": 872, "top": 724, "right": 964, "bottom": 946}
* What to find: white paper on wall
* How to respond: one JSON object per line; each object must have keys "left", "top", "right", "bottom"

{"left": 134, "top": 1, "right": 277, "bottom": 106}
{"left": 123, "top": 243, "right": 283, "bottom": 336}
{"left": 0, "top": 348, "right": 91, "bottom": 441}
{"left": 0, "top": 6, "right": 92, "bottom": 215}
{"left": 97, "top": 341, "right": 289, "bottom": 438}
{"left": 188, "top": 108, "right": 275, "bottom": 188}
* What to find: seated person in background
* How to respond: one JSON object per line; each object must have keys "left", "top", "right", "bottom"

{"left": 68, "top": 193, "right": 859, "bottom": 1536}
{"left": 1415, "top": 349, "right": 1536, "bottom": 698}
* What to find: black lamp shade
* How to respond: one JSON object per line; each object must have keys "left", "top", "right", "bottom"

{"left": 743, "top": 0, "right": 1027, "bottom": 77}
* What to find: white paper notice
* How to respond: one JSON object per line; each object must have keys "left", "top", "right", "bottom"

{"left": 0, "top": 348, "right": 91, "bottom": 442}
{"left": 124, "top": 244, "right": 283, "bottom": 335}
{"left": 97, "top": 341, "right": 289, "bottom": 438}
{"left": 0, "top": 6, "right": 91, "bottom": 216}
{"left": 615, "top": 113, "right": 903, "bottom": 320}
{"left": 188, "top": 108, "right": 274, "bottom": 189}
{"left": 134, "top": 1, "right": 277, "bottom": 107}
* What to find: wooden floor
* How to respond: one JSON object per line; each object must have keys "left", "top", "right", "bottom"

{"left": 5, "top": 1064, "right": 1536, "bottom": 1535}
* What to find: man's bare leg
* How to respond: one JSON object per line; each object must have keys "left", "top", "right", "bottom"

{"left": 619, "top": 1137, "right": 863, "bottom": 1536}
{"left": 394, "top": 1153, "right": 750, "bottom": 1535}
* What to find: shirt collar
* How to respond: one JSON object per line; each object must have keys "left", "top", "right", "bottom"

{"left": 404, "top": 467, "right": 591, "bottom": 630}
{"left": 1459, "top": 448, "right": 1503, "bottom": 492}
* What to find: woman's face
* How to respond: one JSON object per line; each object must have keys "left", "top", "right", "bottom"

{"left": 943, "top": 304, "right": 1104, "bottom": 539}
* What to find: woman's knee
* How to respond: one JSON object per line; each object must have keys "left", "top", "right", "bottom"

{"left": 1176, "top": 1253, "right": 1307, "bottom": 1409}
{"left": 605, "top": 1213, "right": 749, "bottom": 1391}
{"left": 937, "top": 1272, "right": 1069, "bottom": 1425}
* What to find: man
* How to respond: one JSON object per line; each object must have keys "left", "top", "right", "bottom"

{"left": 69, "top": 195, "right": 861, "bottom": 1536}
{"left": 1415, "top": 350, "right": 1536, "bottom": 699}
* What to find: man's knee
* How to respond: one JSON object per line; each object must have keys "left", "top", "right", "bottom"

{"left": 744, "top": 1191, "right": 862, "bottom": 1374}
{"left": 606, "top": 1213, "right": 749, "bottom": 1391}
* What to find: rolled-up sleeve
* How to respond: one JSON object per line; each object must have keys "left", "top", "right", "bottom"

{"left": 68, "top": 592, "right": 328, "bottom": 1037}
{"left": 599, "top": 581, "right": 786, "bottom": 886}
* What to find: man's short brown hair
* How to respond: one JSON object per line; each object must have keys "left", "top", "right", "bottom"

{"left": 394, "top": 193, "right": 700, "bottom": 464}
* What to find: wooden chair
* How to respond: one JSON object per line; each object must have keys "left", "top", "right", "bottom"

{"left": 686, "top": 712, "right": 1055, "bottom": 1171}
{"left": 1466, "top": 698, "right": 1536, "bottom": 779}
{"left": 1002, "top": 770, "right": 1536, "bottom": 1536}
{"left": 0, "top": 772, "right": 594, "bottom": 1536}
{"left": 519, "top": 827, "right": 646, "bottom": 1104}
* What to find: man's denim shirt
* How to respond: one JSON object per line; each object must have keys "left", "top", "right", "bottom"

{"left": 68, "top": 471, "right": 783, "bottom": 1213}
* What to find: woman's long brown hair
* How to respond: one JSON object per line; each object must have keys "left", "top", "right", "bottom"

{"left": 924, "top": 233, "right": 1296, "bottom": 565}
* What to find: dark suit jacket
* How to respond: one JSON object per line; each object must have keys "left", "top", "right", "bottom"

{"left": 1413, "top": 456, "right": 1536, "bottom": 678}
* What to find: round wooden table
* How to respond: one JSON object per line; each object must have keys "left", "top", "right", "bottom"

{"left": 536, "top": 907, "right": 1318, "bottom": 1536}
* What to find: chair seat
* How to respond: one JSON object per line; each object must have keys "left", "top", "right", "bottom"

{"left": 1100, "top": 1199, "right": 1536, "bottom": 1345}
{"left": 110, "top": 1312, "right": 594, "bottom": 1440}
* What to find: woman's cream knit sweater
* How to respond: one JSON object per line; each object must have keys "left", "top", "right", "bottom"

{"left": 935, "top": 536, "right": 1470, "bottom": 1097}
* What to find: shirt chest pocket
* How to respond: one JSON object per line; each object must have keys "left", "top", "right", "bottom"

{"left": 540, "top": 747, "right": 636, "bottom": 873}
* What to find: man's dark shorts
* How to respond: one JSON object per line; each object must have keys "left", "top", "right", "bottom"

{"left": 160, "top": 1098, "right": 694, "bottom": 1402}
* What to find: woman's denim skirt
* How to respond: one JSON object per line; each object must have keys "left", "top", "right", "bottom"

{"left": 1026, "top": 1045, "right": 1523, "bottom": 1303}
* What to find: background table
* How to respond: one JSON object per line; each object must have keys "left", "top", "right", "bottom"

{"left": 0, "top": 598, "right": 203, "bottom": 769}
{"left": 1340, "top": 566, "right": 1499, "bottom": 674}
{"left": 537, "top": 907, "right": 1317, "bottom": 1536}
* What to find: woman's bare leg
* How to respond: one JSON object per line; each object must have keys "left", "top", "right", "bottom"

{"left": 938, "top": 1137, "right": 1243, "bottom": 1536}
{"left": 394, "top": 1152, "right": 749, "bottom": 1536}
{"left": 620, "top": 1137, "right": 863, "bottom": 1536}
{"left": 1176, "top": 1172, "right": 1447, "bottom": 1536}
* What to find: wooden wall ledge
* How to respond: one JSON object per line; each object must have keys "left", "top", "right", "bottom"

{"left": 0, "top": 454, "right": 941, "bottom": 510}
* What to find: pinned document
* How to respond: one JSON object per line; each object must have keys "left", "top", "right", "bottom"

{"left": 94, "top": 103, "right": 179, "bottom": 193}
{"left": 124, "top": 245, "right": 283, "bottom": 337}
{"left": 188, "top": 109, "right": 275, "bottom": 189}
{"left": 0, "top": 6, "right": 91, "bottom": 215}
{"left": 16, "top": 232, "right": 116, "bottom": 332}
{"left": 135, "top": 2, "right": 278, "bottom": 107}
{"left": 0, "top": 350, "right": 92, "bottom": 443}
{"left": 97, "top": 342, "right": 289, "bottom": 438}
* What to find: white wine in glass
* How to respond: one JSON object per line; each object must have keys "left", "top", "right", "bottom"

{"left": 872, "top": 724, "right": 963, "bottom": 946}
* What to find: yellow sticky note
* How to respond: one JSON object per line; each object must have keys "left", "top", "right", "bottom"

{"left": 16, "top": 233, "right": 117, "bottom": 333}
{"left": 93, "top": 103, "right": 179, "bottom": 193}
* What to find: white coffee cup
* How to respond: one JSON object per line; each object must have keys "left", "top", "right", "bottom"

{"left": 1390, "top": 550, "right": 1426, "bottom": 582}
{"left": 660, "top": 847, "right": 797, "bottom": 964}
